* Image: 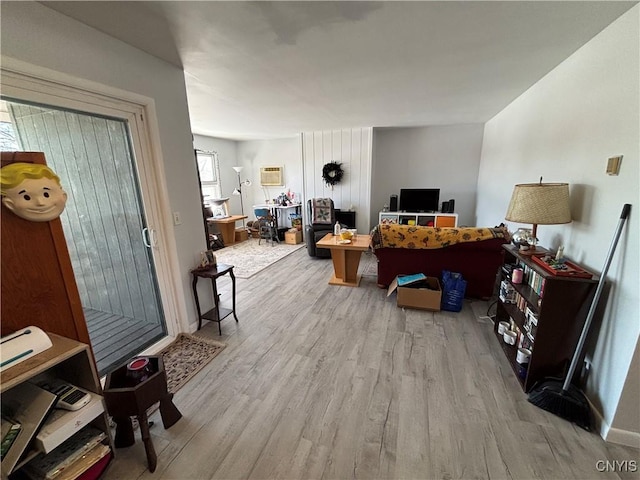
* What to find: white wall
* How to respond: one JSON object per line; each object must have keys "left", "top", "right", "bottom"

{"left": 237, "top": 137, "right": 303, "bottom": 227}
{"left": 609, "top": 338, "right": 640, "bottom": 445}
{"left": 302, "top": 129, "right": 373, "bottom": 233}
{"left": 193, "top": 135, "right": 303, "bottom": 228}
{"left": 1, "top": 2, "right": 203, "bottom": 332}
{"left": 477, "top": 6, "right": 639, "bottom": 444}
{"left": 371, "top": 125, "right": 484, "bottom": 228}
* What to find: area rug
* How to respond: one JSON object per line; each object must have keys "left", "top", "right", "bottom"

{"left": 160, "top": 333, "right": 226, "bottom": 394}
{"left": 213, "top": 239, "right": 305, "bottom": 279}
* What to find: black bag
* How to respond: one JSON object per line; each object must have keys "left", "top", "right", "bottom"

{"left": 208, "top": 234, "right": 225, "bottom": 251}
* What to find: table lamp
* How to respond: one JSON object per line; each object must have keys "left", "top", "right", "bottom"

{"left": 505, "top": 178, "right": 571, "bottom": 254}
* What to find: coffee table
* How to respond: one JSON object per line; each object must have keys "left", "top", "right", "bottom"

{"left": 316, "top": 233, "right": 371, "bottom": 287}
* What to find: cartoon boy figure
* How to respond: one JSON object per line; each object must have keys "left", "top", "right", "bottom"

{"left": 0, "top": 162, "right": 68, "bottom": 222}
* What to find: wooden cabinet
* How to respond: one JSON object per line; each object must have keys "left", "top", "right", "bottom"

{"left": 378, "top": 211, "right": 458, "bottom": 227}
{"left": 335, "top": 209, "right": 356, "bottom": 229}
{"left": 494, "top": 244, "right": 597, "bottom": 392}
{"left": 0, "top": 333, "right": 113, "bottom": 479}
{"left": 1, "top": 152, "right": 91, "bottom": 346}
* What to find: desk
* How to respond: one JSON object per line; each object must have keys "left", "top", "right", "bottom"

{"left": 207, "top": 215, "right": 248, "bottom": 245}
{"left": 316, "top": 233, "right": 371, "bottom": 287}
{"left": 253, "top": 204, "right": 301, "bottom": 230}
{"left": 191, "top": 263, "right": 238, "bottom": 334}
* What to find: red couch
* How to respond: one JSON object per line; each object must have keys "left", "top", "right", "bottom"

{"left": 371, "top": 224, "right": 508, "bottom": 299}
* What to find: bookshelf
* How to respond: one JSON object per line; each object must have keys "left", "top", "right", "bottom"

{"left": 378, "top": 211, "right": 458, "bottom": 227}
{"left": 1, "top": 333, "right": 113, "bottom": 479}
{"left": 494, "top": 244, "right": 597, "bottom": 392}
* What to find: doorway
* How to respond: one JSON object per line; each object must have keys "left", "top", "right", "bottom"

{"left": 1, "top": 97, "right": 168, "bottom": 375}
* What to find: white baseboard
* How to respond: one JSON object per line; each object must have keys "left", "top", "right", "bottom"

{"left": 590, "top": 399, "right": 640, "bottom": 448}
{"left": 606, "top": 427, "right": 640, "bottom": 449}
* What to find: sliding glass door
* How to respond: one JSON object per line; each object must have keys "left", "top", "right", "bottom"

{"left": 2, "top": 98, "right": 167, "bottom": 374}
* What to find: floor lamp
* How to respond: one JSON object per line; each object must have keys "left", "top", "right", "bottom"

{"left": 232, "top": 166, "right": 251, "bottom": 228}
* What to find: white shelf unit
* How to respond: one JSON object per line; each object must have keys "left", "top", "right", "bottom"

{"left": 378, "top": 211, "right": 458, "bottom": 227}
{"left": 0, "top": 333, "right": 113, "bottom": 479}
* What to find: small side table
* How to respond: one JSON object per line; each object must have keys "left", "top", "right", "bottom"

{"left": 103, "top": 356, "right": 182, "bottom": 473}
{"left": 191, "top": 263, "right": 239, "bottom": 334}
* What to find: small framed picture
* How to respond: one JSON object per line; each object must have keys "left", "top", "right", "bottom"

{"left": 205, "top": 249, "right": 216, "bottom": 266}
{"left": 197, "top": 249, "right": 217, "bottom": 270}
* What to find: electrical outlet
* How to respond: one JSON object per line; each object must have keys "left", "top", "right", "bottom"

{"left": 173, "top": 211, "right": 182, "bottom": 225}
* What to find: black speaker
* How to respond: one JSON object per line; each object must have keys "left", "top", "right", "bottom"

{"left": 441, "top": 201, "right": 449, "bottom": 213}
{"left": 390, "top": 194, "right": 398, "bottom": 212}
{"left": 447, "top": 199, "right": 455, "bottom": 213}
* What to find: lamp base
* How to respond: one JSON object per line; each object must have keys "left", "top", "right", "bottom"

{"left": 518, "top": 245, "right": 549, "bottom": 256}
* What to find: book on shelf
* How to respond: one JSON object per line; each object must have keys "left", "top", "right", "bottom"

{"left": 75, "top": 449, "right": 112, "bottom": 480}
{"left": 499, "top": 280, "right": 516, "bottom": 304}
{"left": 518, "top": 333, "right": 534, "bottom": 351}
{"left": 22, "top": 426, "right": 106, "bottom": 480}
{"left": 1, "top": 417, "right": 22, "bottom": 461}
{"left": 56, "top": 444, "right": 110, "bottom": 480}
{"left": 0, "top": 382, "right": 57, "bottom": 476}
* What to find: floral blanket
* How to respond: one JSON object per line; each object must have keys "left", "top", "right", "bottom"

{"left": 370, "top": 224, "right": 507, "bottom": 250}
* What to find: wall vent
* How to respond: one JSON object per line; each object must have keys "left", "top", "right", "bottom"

{"left": 260, "top": 166, "right": 283, "bottom": 186}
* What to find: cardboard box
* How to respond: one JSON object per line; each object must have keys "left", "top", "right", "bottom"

{"left": 387, "top": 274, "right": 441, "bottom": 311}
{"left": 285, "top": 229, "right": 302, "bottom": 245}
{"left": 235, "top": 228, "right": 248, "bottom": 242}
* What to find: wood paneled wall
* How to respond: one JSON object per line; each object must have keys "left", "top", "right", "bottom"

{"left": 302, "top": 129, "right": 372, "bottom": 233}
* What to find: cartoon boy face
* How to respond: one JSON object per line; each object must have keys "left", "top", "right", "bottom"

{"left": 2, "top": 176, "right": 68, "bottom": 222}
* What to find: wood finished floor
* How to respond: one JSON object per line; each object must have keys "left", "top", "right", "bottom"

{"left": 104, "top": 250, "right": 638, "bottom": 480}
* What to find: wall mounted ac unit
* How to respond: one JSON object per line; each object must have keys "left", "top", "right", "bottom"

{"left": 260, "top": 166, "right": 283, "bottom": 186}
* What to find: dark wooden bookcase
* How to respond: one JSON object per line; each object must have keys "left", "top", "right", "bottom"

{"left": 494, "top": 244, "right": 597, "bottom": 392}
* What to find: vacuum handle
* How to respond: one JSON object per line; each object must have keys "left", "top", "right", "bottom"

{"left": 562, "top": 203, "right": 631, "bottom": 392}
{"left": 621, "top": 203, "right": 631, "bottom": 219}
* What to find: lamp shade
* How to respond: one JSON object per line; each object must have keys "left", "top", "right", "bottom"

{"left": 506, "top": 182, "right": 571, "bottom": 225}
{"left": 232, "top": 166, "right": 243, "bottom": 174}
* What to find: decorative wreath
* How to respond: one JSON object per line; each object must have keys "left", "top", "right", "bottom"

{"left": 322, "top": 161, "right": 344, "bottom": 186}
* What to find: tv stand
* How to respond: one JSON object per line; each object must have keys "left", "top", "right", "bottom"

{"left": 379, "top": 211, "right": 458, "bottom": 227}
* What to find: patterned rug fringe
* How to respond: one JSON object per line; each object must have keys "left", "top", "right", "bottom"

{"left": 160, "top": 333, "right": 226, "bottom": 394}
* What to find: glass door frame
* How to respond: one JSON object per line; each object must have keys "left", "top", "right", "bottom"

{"left": 1, "top": 62, "right": 186, "bottom": 345}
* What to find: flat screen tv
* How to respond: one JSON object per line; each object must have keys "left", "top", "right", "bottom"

{"left": 399, "top": 188, "right": 440, "bottom": 213}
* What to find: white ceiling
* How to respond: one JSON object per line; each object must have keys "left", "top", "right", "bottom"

{"left": 42, "top": 1, "right": 635, "bottom": 140}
